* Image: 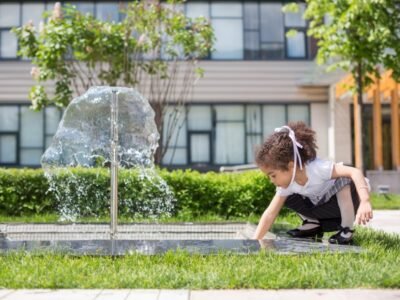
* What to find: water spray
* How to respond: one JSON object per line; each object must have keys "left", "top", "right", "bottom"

{"left": 110, "top": 89, "right": 119, "bottom": 240}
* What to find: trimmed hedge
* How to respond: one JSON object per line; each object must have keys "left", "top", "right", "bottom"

{"left": 0, "top": 169, "right": 52, "bottom": 215}
{"left": 160, "top": 169, "right": 275, "bottom": 219}
{"left": 0, "top": 168, "right": 275, "bottom": 218}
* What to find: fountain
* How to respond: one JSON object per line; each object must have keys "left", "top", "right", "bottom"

{"left": 0, "top": 87, "right": 362, "bottom": 255}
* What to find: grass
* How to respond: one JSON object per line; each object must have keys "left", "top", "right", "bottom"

{"left": 370, "top": 193, "right": 400, "bottom": 209}
{"left": 0, "top": 213, "right": 399, "bottom": 289}
{"left": 0, "top": 193, "right": 398, "bottom": 224}
{"left": 0, "top": 213, "right": 261, "bottom": 224}
{"left": 0, "top": 193, "right": 398, "bottom": 288}
{"left": 0, "top": 228, "right": 399, "bottom": 289}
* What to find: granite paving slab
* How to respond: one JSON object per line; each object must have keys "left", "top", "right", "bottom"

{"left": 0, "top": 238, "right": 362, "bottom": 255}
{"left": 0, "top": 222, "right": 363, "bottom": 255}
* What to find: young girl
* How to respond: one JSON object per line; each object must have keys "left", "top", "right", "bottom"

{"left": 253, "top": 122, "right": 373, "bottom": 245}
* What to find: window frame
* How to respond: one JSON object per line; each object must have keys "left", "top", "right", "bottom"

{"left": 0, "top": 0, "right": 311, "bottom": 61}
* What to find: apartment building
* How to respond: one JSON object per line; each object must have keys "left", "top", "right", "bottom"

{"left": 0, "top": 1, "right": 355, "bottom": 170}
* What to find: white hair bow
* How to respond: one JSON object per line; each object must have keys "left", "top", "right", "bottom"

{"left": 274, "top": 126, "right": 303, "bottom": 185}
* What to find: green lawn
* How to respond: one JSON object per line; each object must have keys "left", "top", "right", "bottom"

{"left": 0, "top": 228, "right": 399, "bottom": 289}
{"left": 0, "top": 211, "right": 399, "bottom": 289}
{"left": 0, "top": 194, "right": 399, "bottom": 289}
{"left": 0, "top": 193, "right": 397, "bottom": 224}
{"left": 370, "top": 193, "right": 400, "bottom": 209}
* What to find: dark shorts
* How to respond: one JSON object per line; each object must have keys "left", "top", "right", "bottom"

{"left": 284, "top": 178, "right": 360, "bottom": 232}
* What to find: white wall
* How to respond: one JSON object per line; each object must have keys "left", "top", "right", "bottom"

{"left": 311, "top": 102, "right": 329, "bottom": 160}
{"left": 334, "top": 99, "right": 352, "bottom": 165}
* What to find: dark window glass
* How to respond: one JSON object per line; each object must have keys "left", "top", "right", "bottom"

{"left": 244, "top": 31, "right": 260, "bottom": 60}
{"left": 260, "top": 3, "right": 283, "bottom": 43}
{"left": 244, "top": 2, "right": 259, "bottom": 30}
{"left": 260, "top": 43, "right": 284, "bottom": 59}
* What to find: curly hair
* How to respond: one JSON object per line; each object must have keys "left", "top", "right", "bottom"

{"left": 255, "top": 121, "right": 317, "bottom": 171}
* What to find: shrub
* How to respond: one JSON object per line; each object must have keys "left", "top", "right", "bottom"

{"left": 0, "top": 168, "right": 54, "bottom": 215}
{"left": 160, "top": 169, "right": 275, "bottom": 219}
{"left": 0, "top": 168, "right": 275, "bottom": 218}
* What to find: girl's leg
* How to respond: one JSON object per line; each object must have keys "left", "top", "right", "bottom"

{"left": 311, "top": 181, "right": 360, "bottom": 244}
{"left": 284, "top": 180, "right": 360, "bottom": 244}
{"left": 298, "top": 214, "right": 320, "bottom": 230}
{"left": 284, "top": 195, "right": 323, "bottom": 238}
{"left": 336, "top": 184, "right": 355, "bottom": 238}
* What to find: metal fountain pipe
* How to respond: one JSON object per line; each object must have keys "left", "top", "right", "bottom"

{"left": 110, "top": 89, "right": 119, "bottom": 240}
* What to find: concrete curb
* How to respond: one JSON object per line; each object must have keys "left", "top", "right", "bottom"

{"left": 1, "top": 289, "right": 400, "bottom": 300}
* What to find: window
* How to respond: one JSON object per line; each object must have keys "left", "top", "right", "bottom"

{"left": 284, "top": 3, "right": 307, "bottom": 58}
{"left": 2, "top": 1, "right": 311, "bottom": 60}
{"left": 288, "top": 104, "right": 309, "bottom": 123}
{"left": 188, "top": 1, "right": 309, "bottom": 61}
{"left": 0, "top": 105, "right": 62, "bottom": 167}
{"left": 0, "top": 106, "right": 18, "bottom": 131}
{"left": 0, "top": 134, "right": 17, "bottom": 164}
{"left": 68, "top": 2, "right": 95, "bottom": 15}
{"left": 161, "top": 103, "right": 310, "bottom": 168}
{"left": 186, "top": 2, "right": 209, "bottom": 19}
{"left": 45, "top": 106, "right": 62, "bottom": 148}
{"left": 0, "top": 1, "right": 126, "bottom": 59}
{"left": 188, "top": 106, "right": 212, "bottom": 164}
{"left": 211, "top": 2, "right": 243, "bottom": 59}
{"left": 162, "top": 106, "right": 187, "bottom": 165}
{"left": 0, "top": 4, "right": 20, "bottom": 27}
{"left": 20, "top": 107, "right": 44, "bottom": 166}
{"left": 96, "top": 2, "right": 120, "bottom": 22}
{"left": 286, "top": 31, "right": 306, "bottom": 58}
{"left": 244, "top": 2, "right": 260, "bottom": 60}
{"left": 246, "top": 105, "right": 263, "bottom": 163}
{"left": 214, "top": 105, "right": 245, "bottom": 164}
{"left": 0, "top": 3, "right": 44, "bottom": 59}
{"left": 22, "top": 3, "right": 45, "bottom": 26}
{"left": 0, "top": 106, "right": 18, "bottom": 165}
{"left": 263, "top": 104, "right": 309, "bottom": 137}
{"left": 0, "top": 30, "right": 17, "bottom": 58}
{"left": 263, "top": 105, "right": 286, "bottom": 137}
{"left": 260, "top": 3, "right": 284, "bottom": 59}
{"left": 190, "top": 133, "right": 210, "bottom": 163}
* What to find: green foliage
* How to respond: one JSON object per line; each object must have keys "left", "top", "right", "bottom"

{"left": 0, "top": 169, "right": 54, "bottom": 215}
{"left": 284, "top": 0, "right": 400, "bottom": 89}
{"left": 12, "top": 1, "right": 214, "bottom": 110}
{"left": 370, "top": 193, "right": 400, "bottom": 209}
{"left": 0, "top": 168, "right": 274, "bottom": 219}
{"left": 160, "top": 169, "right": 275, "bottom": 219}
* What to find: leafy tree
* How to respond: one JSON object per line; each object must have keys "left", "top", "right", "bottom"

{"left": 13, "top": 1, "right": 214, "bottom": 164}
{"left": 284, "top": 0, "right": 400, "bottom": 170}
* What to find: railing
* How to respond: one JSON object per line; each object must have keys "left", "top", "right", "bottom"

{"left": 219, "top": 164, "right": 258, "bottom": 173}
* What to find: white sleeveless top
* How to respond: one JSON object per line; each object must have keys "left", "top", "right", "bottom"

{"left": 276, "top": 158, "right": 335, "bottom": 205}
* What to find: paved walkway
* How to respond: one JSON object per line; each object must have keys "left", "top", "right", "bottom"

{"left": 366, "top": 210, "right": 400, "bottom": 235}
{"left": 0, "top": 289, "right": 400, "bottom": 300}
{"left": 0, "top": 210, "right": 399, "bottom": 300}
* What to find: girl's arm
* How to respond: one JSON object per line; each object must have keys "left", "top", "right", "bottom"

{"left": 253, "top": 193, "right": 287, "bottom": 239}
{"left": 331, "top": 164, "right": 373, "bottom": 225}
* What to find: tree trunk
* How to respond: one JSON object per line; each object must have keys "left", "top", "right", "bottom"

{"left": 151, "top": 102, "right": 163, "bottom": 165}
{"left": 356, "top": 62, "right": 364, "bottom": 172}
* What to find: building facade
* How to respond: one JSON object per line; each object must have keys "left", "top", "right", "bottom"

{"left": 0, "top": 1, "right": 354, "bottom": 170}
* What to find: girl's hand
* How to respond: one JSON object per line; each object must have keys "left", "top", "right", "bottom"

{"left": 355, "top": 200, "right": 373, "bottom": 225}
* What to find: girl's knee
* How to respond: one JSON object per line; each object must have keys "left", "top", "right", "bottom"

{"left": 337, "top": 184, "right": 351, "bottom": 198}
